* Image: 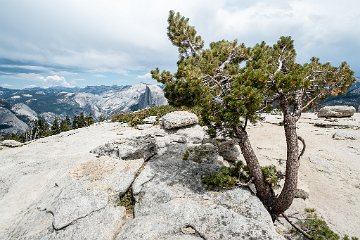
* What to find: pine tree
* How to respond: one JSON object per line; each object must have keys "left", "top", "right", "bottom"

{"left": 85, "top": 114, "right": 95, "bottom": 126}
{"left": 72, "top": 115, "right": 79, "bottom": 129}
{"left": 51, "top": 117, "right": 60, "bottom": 135}
{"left": 152, "top": 11, "right": 356, "bottom": 218}
{"left": 78, "top": 112, "right": 86, "bottom": 128}
{"left": 66, "top": 115, "right": 71, "bottom": 129}
{"left": 60, "top": 117, "right": 71, "bottom": 132}
{"left": 38, "top": 118, "right": 50, "bottom": 138}
{"left": 99, "top": 116, "right": 105, "bottom": 122}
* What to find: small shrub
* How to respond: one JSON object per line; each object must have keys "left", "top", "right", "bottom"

{"left": 202, "top": 167, "right": 239, "bottom": 190}
{"left": 202, "top": 162, "right": 283, "bottom": 191}
{"left": 182, "top": 150, "right": 190, "bottom": 160}
{"left": 202, "top": 161, "right": 250, "bottom": 190}
{"left": 116, "top": 189, "right": 135, "bottom": 216}
{"left": 296, "top": 209, "right": 359, "bottom": 240}
{"left": 99, "top": 116, "right": 106, "bottom": 122}
{"left": 185, "top": 145, "right": 214, "bottom": 163}
{"left": 1, "top": 133, "right": 26, "bottom": 143}
{"left": 261, "top": 165, "right": 281, "bottom": 189}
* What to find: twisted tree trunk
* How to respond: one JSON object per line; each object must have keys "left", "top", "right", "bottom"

{"left": 234, "top": 126, "right": 274, "bottom": 208}
{"left": 270, "top": 97, "right": 300, "bottom": 217}
{"left": 233, "top": 96, "right": 303, "bottom": 218}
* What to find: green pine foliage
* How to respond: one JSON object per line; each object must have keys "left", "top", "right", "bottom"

{"left": 152, "top": 10, "right": 355, "bottom": 217}
{"left": 60, "top": 115, "right": 72, "bottom": 132}
{"left": 167, "top": 10, "right": 204, "bottom": 59}
{"left": 202, "top": 167, "right": 239, "bottom": 190}
{"left": 72, "top": 112, "right": 96, "bottom": 129}
{"left": 72, "top": 115, "right": 79, "bottom": 129}
{"left": 85, "top": 114, "right": 96, "bottom": 126}
{"left": 295, "top": 209, "right": 359, "bottom": 240}
{"left": 202, "top": 161, "right": 250, "bottom": 190}
{"left": 1, "top": 133, "right": 26, "bottom": 143}
{"left": 78, "top": 112, "right": 86, "bottom": 128}
{"left": 51, "top": 117, "right": 61, "bottom": 135}
{"left": 99, "top": 115, "right": 106, "bottom": 122}
{"left": 261, "top": 165, "right": 282, "bottom": 190}
{"left": 33, "top": 118, "right": 51, "bottom": 138}
{"left": 152, "top": 11, "right": 355, "bottom": 138}
{"left": 202, "top": 162, "right": 281, "bottom": 191}
{"left": 2, "top": 112, "right": 99, "bottom": 142}
{"left": 116, "top": 188, "right": 135, "bottom": 216}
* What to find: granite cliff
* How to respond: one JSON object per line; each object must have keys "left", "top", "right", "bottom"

{"left": 1, "top": 111, "right": 360, "bottom": 239}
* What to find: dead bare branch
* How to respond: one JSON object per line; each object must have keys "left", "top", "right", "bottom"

{"left": 281, "top": 213, "right": 313, "bottom": 240}
{"left": 297, "top": 136, "right": 306, "bottom": 161}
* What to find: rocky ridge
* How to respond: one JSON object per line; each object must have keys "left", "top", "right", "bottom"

{"left": 1, "top": 111, "right": 360, "bottom": 239}
{"left": 0, "top": 107, "right": 28, "bottom": 135}
{"left": 0, "top": 112, "right": 283, "bottom": 240}
{"left": 0, "top": 84, "right": 167, "bottom": 135}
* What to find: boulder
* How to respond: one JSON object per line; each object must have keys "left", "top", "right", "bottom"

{"left": 318, "top": 106, "right": 355, "bottom": 118}
{"left": 332, "top": 132, "right": 360, "bottom": 140}
{"left": 161, "top": 111, "right": 198, "bottom": 129}
{"left": 184, "top": 143, "right": 218, "bottom": 164}
{"left": 216, "top": 139, "right": 241, "bottom": 163}
{"left": 173, "top": 125, "right": 206, "bottom": 144}
{"left": 91, "top": 135, "right": 157, "bottom": 161}
{"left": 314, "top": 119, "right": 360, "bottom": 129}
{"left": 143, "top": 116, "right": 157, "bottom": 124}
{"left": 0, "top": 140, "right": 24, "bottom": 148}
{"left": 0, "top": 122, "right": 144, "bottom": 240}
{"left": 118, "top": 142, "right": 284, "bottom": 240}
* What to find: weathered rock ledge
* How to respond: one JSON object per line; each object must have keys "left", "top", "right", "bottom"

{"left": 0, "top": 115, "right": 283, "bottom": 240}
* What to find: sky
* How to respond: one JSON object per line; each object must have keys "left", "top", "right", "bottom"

{"left": 0, "top": 0, "right": 359, "bottom": 89}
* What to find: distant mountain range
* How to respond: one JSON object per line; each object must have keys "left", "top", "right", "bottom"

{"left": 0, "top": 84, "right": 167, "bottom": 135}
{"left": 322, "top": 80, "right": 360, "bottom": 109}
{"left": 1, "top": 80, "right": 359, "bottom": 136}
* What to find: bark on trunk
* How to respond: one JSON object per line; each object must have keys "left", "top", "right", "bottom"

{"left": 270, "top": 103, "right": 300, "bottom": 216}
{"left": 234, "top": 126, "right": 274, "bottom": 207}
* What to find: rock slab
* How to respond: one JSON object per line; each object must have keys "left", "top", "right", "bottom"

{"left": 0, "top": 121, "right": 284, "bottom": 240}
{"left": 318, "top": 106, "right": 355, "bottom": 118}
{"left": 0, "top": 123, "right": 142, "bottom": 240}
{"left": 161, "top": 111, "right": 199, "bottom": 129}
{"left": 0, "top": 140, "right": 23, "bottom": 148}
{"left": 117, "top": 136, "right": 284, "bottom": 240}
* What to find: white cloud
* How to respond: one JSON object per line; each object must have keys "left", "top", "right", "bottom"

{"left": 5, "top": 73, "right": 73, "bottom": 88}
{"left": 137, "top": 73, "right": 152, "bottom": 80}
{"left": 0, "top": 83, "right": 13, "bottom": 88}
{"left": 39, "top": 75, "right": 73, "bottom": 88}
{"left": 0, "top": 0, "right": 359, "bottom": 77}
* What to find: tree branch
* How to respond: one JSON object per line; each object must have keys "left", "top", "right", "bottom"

{"left": 297, "top": 136, "right": 306, "bottom": 161}
{"left": 299, "top": 92, "right": 324, "bottom": 112}
{"left": 243, "top": 117, "right": 248, "bottom": 130}
{"left": 256, "top": 94, "right": 281, "bottom": 113}
{"left": 237, "top": 177, "right": 254, "bottom": 187}
{"left": 281, "top": 214, "right": 313, "bottom": 240}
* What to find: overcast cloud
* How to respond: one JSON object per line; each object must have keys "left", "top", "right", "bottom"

{"left": 0, "top": 0, "right": 359, "bottom": 89}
